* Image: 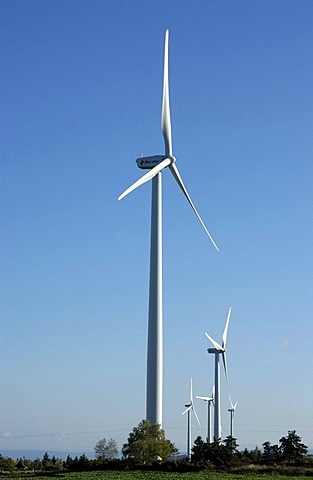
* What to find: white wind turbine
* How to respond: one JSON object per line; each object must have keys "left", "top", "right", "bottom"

{"left": 205, "top": 307, "right": 232, "bottom": 440}
{"left": 228, "top": 400, "right": 238, "bottom": 437}
{"left": 118, "top": 30, "right": 218, "bottom": 427}
{"left": 196, "top": 386, "right": 215, "bottom": 443}
{"left": 182, "top": 378, "right": 200, "bottom": 460}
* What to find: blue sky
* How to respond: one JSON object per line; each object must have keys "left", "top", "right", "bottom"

{"left": 1, "top": 0, "right": 312, "bottom": 456}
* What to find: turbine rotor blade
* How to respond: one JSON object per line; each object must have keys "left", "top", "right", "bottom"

{"left": 222, "top": 352, "right": 230, "bottom": 394}
{"left": 169, "top": 163, "right": 219, "bottom": 251}
{"left": 161, "top": 29, "right": 172, "bottom": 157}
{"left": 118, "top": 158, "right": 171, "bottom": 200}
{"left": 205, "top": 332, "right": 223, "bottom": 351}
{"left": 192, "top": 404, "right": 201, "bottom": 426}
{"left": 222, "top": 307, "right": 232, "bottom": 349}
{"left": 190, "top": 378, "right": 193, "bottom": 403}
{"left": 228, "top": 398, "right": 237, "bottom": 412}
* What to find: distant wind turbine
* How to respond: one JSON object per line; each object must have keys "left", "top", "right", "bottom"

{"left": 205, "top": 307, "right": 232, "bottom": 440}
{"left": 182, "top": 378, "right": 200, "bottom": 460}
{"left": 119, "top": 30, "right": 219, "bottom": 427}
{"left": 228, "top": 400, "right": 238, "bottom": 437}
{"left": 196, "top": 386, "right": 214, "bottom": 443}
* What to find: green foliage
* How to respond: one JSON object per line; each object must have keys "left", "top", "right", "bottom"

{"left": 3, "top": 469, "right": 312, "bottom": 479}
{"left": 262, "top": 440, "right": 281, "bottom": 462}
{"left": 279, "top": 430, "right": 308, "bottom": 464}
{"left": 39, "top": 451, "right": 63, "bottom": 471}
{"left": 95, "top": 437, "right": 118, "bottom": 460}
{"left": 261, "top": 430, "right": 308, "bottom": 465}
{"left": 32, "top": 457, "right": 43, "bottom": 470}
{"left": 190, "top": 436, "right": 208, "bottom": 464}
{"left": 42, "top": 451, "right": 50, "bottom": 467}
{"left": 249, "top": 446, "right": 262, "bottom": 462}
{"left": 122, "top": 419, "right": 178, "bottom": 464}
{"left": 191, "top": 435, "right": 239, "bottom": 469}
{"left": 0, "top": 454, "right": 16, "bottom": 472}
{"left": 64, "top": 453, "right": 92, "bottom": 471}
{"left": 0, "top": 428, "right": 310, "bottom": 477}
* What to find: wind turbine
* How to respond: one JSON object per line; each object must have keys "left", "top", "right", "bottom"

{"left": 228, "top": 400, "right": 238, "bottom": 437}
{"left": 196, "top": 386, "right": 214, "bottom": 443}
{"left": 118, "top": 30, "right": 219, "bottom": 427}
{"left": 205, "top": 307, "right": 232, "bottom": 440}
{"left": 182, "top": 378, "right": 200, "bottom": 460}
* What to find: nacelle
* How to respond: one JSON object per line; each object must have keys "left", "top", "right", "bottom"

{"left": 207, "top": 348, "right": 220, "bottom": 354}
{"left": 136, "top": 155, "right": 165, "bottom": 169}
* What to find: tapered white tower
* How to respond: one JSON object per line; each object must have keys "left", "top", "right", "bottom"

{"left": 146, "top": 174, "right": 163, "bottom": 424}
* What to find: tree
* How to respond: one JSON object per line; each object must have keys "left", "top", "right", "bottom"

{"left": 32, "top": 458, "right": 43, "bottom": 471}
{"left": 42, "top": 452, "right": 51, "bottom": 470}
{"left": 122, "top": 419, "right": 178, "bottom": 464}
{"left": 191, "top": 436, "right": 208, "bottom": 463}
{"left": 262, "top": 441, "right": 272, "bottom": 460}
{"left": 77, "top": 454, "right": 91, "bottom": 470}
{"left": 262, "top": 441, "right": 280, "bottom": 462}
{"left": 191, "top": 436, "right": 239, "bottom": 469}
{"left": 223, "top": 435, "right": 238, "bottom": 465}
{"left": 249, "top": 446, "right": 262, "bottom": 462}
{"left": 279, "top": 430, "right": 308, "bottom": 464}
{"left": 236, "top": 446, "right": 262, "bottom": 463}
{"left": 94, "top": 437, "right": 118, "bottom": 460}
{"left": 0, "top": 455, "right": 16, "bottom": 472}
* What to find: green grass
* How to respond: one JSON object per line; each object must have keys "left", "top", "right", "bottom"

{"left": 1, "top": 471, "right": 311, "bottom": 480}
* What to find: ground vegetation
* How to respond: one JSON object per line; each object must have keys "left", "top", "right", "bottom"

{"left": 0, "top": 427, "right": 311, "bottom": 477}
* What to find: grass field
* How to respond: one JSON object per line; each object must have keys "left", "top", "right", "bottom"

{"left": 1, "top": 471, "right": 311, "bottom": 480}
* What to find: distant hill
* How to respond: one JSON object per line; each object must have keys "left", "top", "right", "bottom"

{"left": 0, "top": 449, "right": 95, "bottom": 461}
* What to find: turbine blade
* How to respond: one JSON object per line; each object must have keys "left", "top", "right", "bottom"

{"left": 233, "top": 401, "right": 238, "bottom": 411}
{"left": 222, "top": 352, "right": 230, "bottom": 394}
{"left": 161, "top": 29, "right": 172, "bottom": 157}
{"left": 169, "top": 163, "right": 219, "bottom": 251}
{"left": 190, "top": 378, "right": 193, "bottom": 403}
{"left": 196, "top": 396, "right": 211, "bottom": 401}
{"left": 192, "top": 404, "right": 201, "bottom": 426}
{"left": 205, "top": 332, "right": 223, "bottom": 351}
{"left": 118, "top": 158, "right": 171, "bottom": 200}
{"left": 222, "top": 307, "right": 232, "bottom": 349}
{"left": 182, "top": 405, "right": 192, "bottom": 416}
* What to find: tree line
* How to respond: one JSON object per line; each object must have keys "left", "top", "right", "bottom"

{"left": 0, "top": 422, "right": 311, "bottom": 475}
{"left": 191, "top": 430, "right": 309, "bottom": 468}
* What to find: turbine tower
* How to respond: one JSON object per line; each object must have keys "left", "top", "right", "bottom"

{"left": 182, "top": 378, "right": 200, "bottom": 460}
{"left": 119, "top": 30, "right": 218, "bottom": 427}
{"left": 228, "top": 400, "right": 238, "bottom": 437}
{"left": 196, "top": 386, "right": 214, "bottom": 443}
{"left": 205, "top": 307, "right": 232, "bottom": 440}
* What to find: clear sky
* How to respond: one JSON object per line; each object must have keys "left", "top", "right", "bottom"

{"left": 1, "top": 0, "right": 312, "bottom": 456}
